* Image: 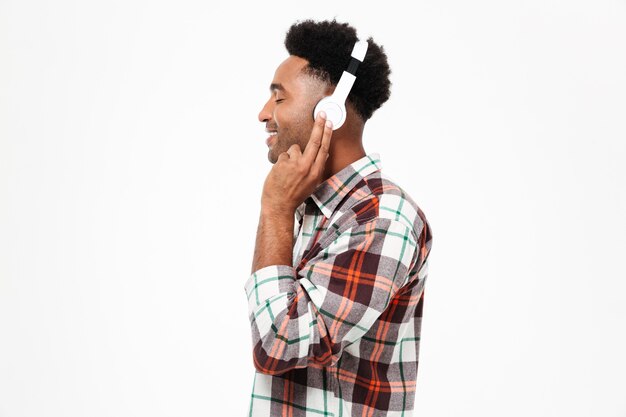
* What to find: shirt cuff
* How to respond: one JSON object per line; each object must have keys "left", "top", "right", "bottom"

{"left": 244, "top": 265, "right": 297, "bottom": 317}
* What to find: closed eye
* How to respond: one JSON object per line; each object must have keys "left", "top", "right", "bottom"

{"left": 275, "top": 99, "right": 284, "bottom": 103}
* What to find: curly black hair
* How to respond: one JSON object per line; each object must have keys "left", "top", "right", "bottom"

{"left": 284, "top": 19, "right": 391, "bottom": 122}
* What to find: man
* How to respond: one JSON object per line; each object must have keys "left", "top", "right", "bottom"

{"left": 244, "top": 19, "right": 433, "bottom": 417}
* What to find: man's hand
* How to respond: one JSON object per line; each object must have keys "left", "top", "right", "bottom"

{"left": 261, "top": 112, "right": 333, "bottom": 213}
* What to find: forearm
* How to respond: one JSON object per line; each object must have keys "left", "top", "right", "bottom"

{"left": 251, "top": 205, "right": 295, "bottom": 274}
{"left": 244, "top": 217, "right": 418, "bottom": 375}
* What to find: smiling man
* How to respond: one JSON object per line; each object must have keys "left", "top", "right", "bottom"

{"left": 244, "top": 19, "right": 433, "bottom": 417}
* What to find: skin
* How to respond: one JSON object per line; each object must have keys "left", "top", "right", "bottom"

{"left": 251, "top": 55, "right": 368, "bottom": 273}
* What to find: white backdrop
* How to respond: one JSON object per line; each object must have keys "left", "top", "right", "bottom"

{"left": 1, "top": 0, "right": 625, "bottom": 416}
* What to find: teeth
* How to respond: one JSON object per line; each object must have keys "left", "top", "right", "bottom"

{"left": 269, "top": 132, "right": 277, "bottom": 136}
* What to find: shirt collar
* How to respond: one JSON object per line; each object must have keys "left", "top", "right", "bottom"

{"left": 307, "top": 152, "right": 382, "bottom": 219}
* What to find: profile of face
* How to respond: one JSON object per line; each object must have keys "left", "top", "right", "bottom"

{"left": 258, "top": 56, "right": 329, "bottom": 164}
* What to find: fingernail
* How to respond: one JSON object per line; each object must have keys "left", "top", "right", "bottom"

{"left": 326, "top": 120, "right": 333, "bottom": 128}
{"left": 319, "top": 111, "right": 326, "bottom": 119}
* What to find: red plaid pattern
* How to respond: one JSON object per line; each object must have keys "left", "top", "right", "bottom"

{"left": 245, "top": 153, "right": 433, "bottom": 416}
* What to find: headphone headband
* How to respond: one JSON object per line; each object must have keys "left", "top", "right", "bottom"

{"left": 312, "top": 39, "right": 369, "bottom": 130}
{"left": 331, "top": 40, "right": 368, "bottom": 104}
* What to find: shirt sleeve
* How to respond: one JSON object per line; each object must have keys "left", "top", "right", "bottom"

{"left": 243, "top": 217, "right": 421, "bottom": 375}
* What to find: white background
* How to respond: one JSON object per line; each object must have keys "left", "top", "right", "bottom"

{"left": 1, "top": 0, "right": 625, "bottom": 416}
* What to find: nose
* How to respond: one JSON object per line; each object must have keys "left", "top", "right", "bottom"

{"left": 258, "top": 98, "right": 273, "bottom": 123}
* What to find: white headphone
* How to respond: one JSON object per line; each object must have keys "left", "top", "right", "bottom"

{"left": 312, "top": 39, "right": 369, "bottom": 130}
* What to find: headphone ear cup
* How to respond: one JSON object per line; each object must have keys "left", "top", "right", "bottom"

{"left": 313, "top": 96, "right": 346, "bottom": 130}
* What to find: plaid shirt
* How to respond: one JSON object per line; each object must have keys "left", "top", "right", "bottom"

{"left": 244, "top": 153, "right": 433, "bottom": 416}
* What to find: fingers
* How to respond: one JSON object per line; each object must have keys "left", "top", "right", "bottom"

{"left": 286, "top": 144, "right": 301, "bottom": 159}
{"left": 313, "top": 117, "right": 332, "bottom": 171}
{"left": 302, "top": 111, "right": 331, "bottom": 165}
{"left": 277, "top": 152, "right": 290, "bottom": 163}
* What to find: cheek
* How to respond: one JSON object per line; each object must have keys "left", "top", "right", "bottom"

{"left": 271, "top": 107, "right": 283, "bottom": 128}
{"left": 273, "top": 104, "right": 293, "bottom": 121}
{"left": 274, "top": 101, "right": 310, "bottom": 126}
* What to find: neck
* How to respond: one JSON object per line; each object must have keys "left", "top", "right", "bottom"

{"left": 322, "top": 123, "right": 366, "bottom": 182}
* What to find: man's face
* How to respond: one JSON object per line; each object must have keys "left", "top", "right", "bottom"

{"left": 258, "top": 56, "right": 328, "bottom": 164}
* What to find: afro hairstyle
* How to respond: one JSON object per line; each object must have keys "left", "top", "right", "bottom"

{"left": 284, "top": 19, "right": 392, "bottom": 122}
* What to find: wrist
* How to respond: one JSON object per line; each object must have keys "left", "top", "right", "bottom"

{"left": 260, "top": 201, "right": 296, "bottom": 217}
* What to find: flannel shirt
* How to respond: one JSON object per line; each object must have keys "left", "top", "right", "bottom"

{"left": 244, "top": 152, "right": 433, "bottom": 416}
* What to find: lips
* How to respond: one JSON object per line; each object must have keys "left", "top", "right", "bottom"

{"left": 265, "top": 129, "right": 277, "bottom": 147}
{"left": 266, "top": 133, "right": 277, "bottom": 147}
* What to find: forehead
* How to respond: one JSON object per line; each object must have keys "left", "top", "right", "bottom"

{"left": 270, "top": 55, "right": 312, "bottom": 94}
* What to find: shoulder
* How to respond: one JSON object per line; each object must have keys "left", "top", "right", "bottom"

{"left": 344, "top": 170, "right": 431, "bottom": 244}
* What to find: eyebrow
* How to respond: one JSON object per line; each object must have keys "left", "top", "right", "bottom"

{"left": 269, "top": 83, "right": 286, "bottom": 92}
